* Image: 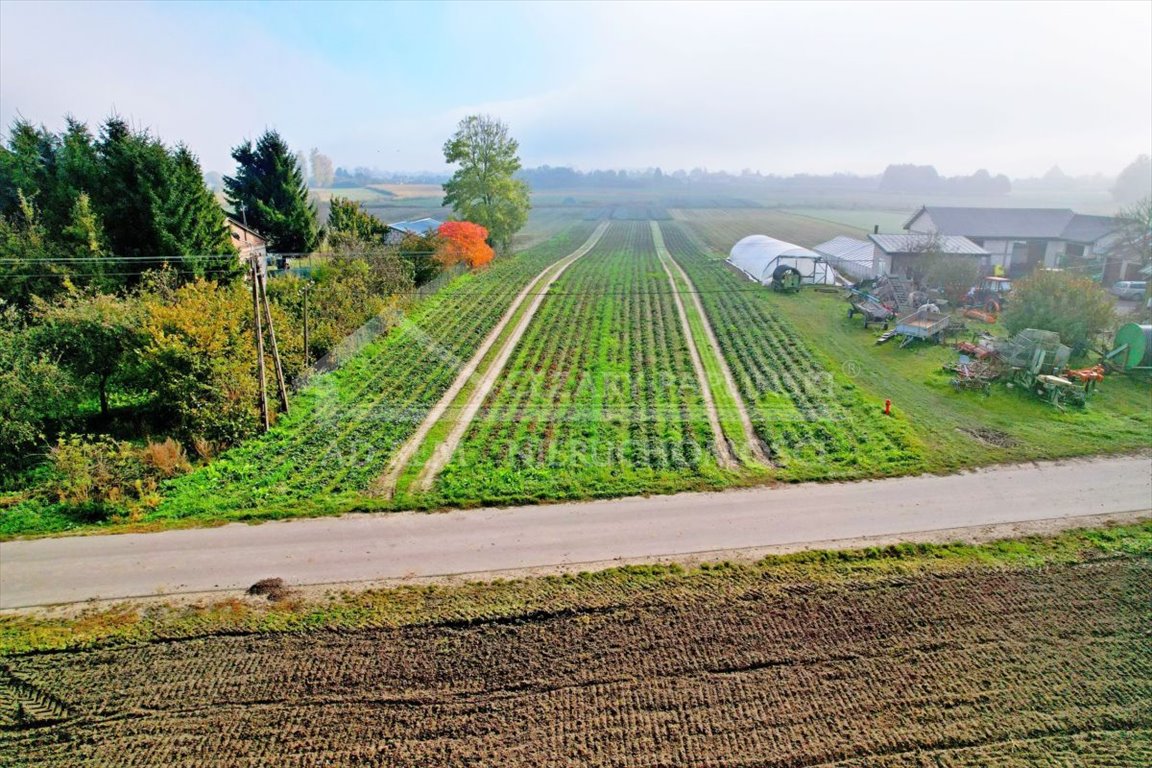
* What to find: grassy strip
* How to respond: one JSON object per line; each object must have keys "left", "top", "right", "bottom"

{"left": 653, "top": 230, "right": 762, "bottom": 468}
{"left": 2, "top": 521, "right": 1148, "bottom": 656}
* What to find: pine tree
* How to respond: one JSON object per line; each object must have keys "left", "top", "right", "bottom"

{"left": 225, "top": 131, "right": 319, "bottom": 253}
{"left": 157, "top": 145, "right": 237, "bottom": 277}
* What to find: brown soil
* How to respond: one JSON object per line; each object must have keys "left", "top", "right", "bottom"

{"left": 2, "top": 560, "right": 1149, "bottom": 766}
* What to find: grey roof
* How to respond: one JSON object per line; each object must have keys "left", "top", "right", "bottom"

{"left": 905, "top": 206, "right": 1119, "bottom": 243}
{"left": 387, "top": 217, "right": 443, "bottom": 235}
{"left": 869, "top": 233, "right": 988, "bottom": 256}
{"left": 1060, "top": 214, "right": 1121, "bottom": 244}
{"left": 813, "top": 236, "right": 873, "bottom": 261}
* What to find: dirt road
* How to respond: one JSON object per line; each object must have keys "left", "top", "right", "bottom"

{"left": 1, "top": 454, "right": 1148, "bottom": 609}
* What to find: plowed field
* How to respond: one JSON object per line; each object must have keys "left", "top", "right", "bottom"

{"left": 3, "top": 559, "right": 1149, "bottom": 766}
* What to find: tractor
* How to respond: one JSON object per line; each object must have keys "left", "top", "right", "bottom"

{"left": 964, "top": 275, "right": 1012, "bottom": 314}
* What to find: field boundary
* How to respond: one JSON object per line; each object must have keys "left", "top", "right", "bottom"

{"left": 653, "top": 221, "right": 771, "bottom": 466}
{"left": 649, "top": 222, "right": 739, "bottom": 468}
{"left": 373, "top": 221, "right": 610, "bottom": 497}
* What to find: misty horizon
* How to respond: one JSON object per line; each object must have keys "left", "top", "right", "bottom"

{"left": 2, "top": 1, "right": 1150, "bottom": 180}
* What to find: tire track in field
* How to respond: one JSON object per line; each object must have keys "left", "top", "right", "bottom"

{"left": 373, "top": 221, "right": 610, "bottom": 498}
{"left": 649, "top": 222, "right": 738, "bottom": 469}
{"left": 652, "top": 221, "right": 772, "bottom": 467}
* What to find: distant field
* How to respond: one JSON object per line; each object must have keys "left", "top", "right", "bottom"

{"left": 784, "top": 206, "right": 912, "bottom": 233}
{"left": 671, "top": 208, "right": 867, "bottom": 250}
{"left": 308, "top": 186, "right": 395, "bottom": 203}
{"left": 367, "top": 183, "right": 444, "bottom": 199}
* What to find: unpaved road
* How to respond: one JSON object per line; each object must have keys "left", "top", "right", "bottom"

{"left": 1, "top": 455, "right": 1148, "bottom": 609}
{"left": 652, "top": 221, "right": 769, "bottom": 466}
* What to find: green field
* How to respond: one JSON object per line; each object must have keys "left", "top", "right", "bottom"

{"left": 1, "top": 208, "right": 1148, "bottom": 538}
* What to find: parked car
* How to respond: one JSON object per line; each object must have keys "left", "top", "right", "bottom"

{"left": 1110, "top": 281, "right": 1148, "bottom": 301}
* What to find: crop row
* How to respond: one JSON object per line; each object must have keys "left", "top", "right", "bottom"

{"left": 157, "top": 223, "right": 598, "bottom": 519}
{"left": 658, "top": 222, "right": 917, "bottom": 477}
{"left": 435, "top": 221, "right": 728, "bottom": 505}
{"left": 4, "top": 560, "right": 1147, "bottom": 765}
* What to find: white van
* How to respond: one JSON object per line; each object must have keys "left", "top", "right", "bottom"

{"left": 1110, "top": 281, "right": 1147, "bottom": 301}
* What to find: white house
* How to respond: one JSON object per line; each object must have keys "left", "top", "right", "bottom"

{"left": 904, "top": 206, "right": 1119, "bottom": 277}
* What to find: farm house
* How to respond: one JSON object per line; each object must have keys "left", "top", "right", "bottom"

{"left": 727, "top": 235, "right": 836, "bottom": 285}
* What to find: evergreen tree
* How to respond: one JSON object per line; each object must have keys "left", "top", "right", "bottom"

{"left": 157, "top": 145, "right": 237, "bottom": 277}
{"left": 91, "top": 116, "right": 172, "bottom": 263}
{"left": 224, "top": 131, "right": 319, "bottom": 253}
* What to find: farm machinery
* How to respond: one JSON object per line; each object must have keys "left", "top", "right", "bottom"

{"left": 964, "top": 276, "right": 1012, "bottom": 315}
{"left": 771, "top": 265, "right": 803, "bottom": 293}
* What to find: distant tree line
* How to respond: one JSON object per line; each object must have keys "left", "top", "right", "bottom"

{"left": 878, "top": 164, "right": 1011, "bottom": 196}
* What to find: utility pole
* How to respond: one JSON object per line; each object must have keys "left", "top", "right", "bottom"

{"left": 250, "top": 256, "right": 270, "bottom": 432}
{"left": 258, "top": 263, "right": 290, "bottom": 413}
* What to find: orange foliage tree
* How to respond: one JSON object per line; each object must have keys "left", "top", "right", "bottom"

{"left": 435, "top": 221, "right": 494, "bottom": 269}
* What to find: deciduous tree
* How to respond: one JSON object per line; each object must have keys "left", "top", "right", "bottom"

{"left": 442, "top": 115, "right": 530, "bottom": 253}
{"left": 436, "top": 220, "right": 494, "bottom": 269}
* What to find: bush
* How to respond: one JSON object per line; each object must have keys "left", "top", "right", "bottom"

{"left": 1002, "top": 270, "right": 1115, "bottom": 354}
{"left": 46, "top": 434, "right": 191, "bottom": 517}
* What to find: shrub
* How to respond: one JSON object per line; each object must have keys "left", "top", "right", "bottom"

{"left": 140, "top": 438, "right": 191, "bottom": 478}
{"left": 1002, "top": 270, "right": 1115, "bottom": 354}
{"left": 46, "top": 434, "right": 191, "bottom": 517}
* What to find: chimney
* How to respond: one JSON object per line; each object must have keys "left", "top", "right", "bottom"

{"left": 874, "top": 224, "right": 880, "bottom": 234}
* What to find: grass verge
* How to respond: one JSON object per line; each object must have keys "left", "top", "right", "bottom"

{"left": 2, "top": 521, "right": 1148, "bottom": 656}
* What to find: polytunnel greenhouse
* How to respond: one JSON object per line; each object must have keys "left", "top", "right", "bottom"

{"left": 727, "top": 235, "right": 837, "bottom": 285}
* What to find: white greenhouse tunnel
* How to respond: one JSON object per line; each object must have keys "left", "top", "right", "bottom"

{"left": 727, "top": 235, "right": 837, "bottom": 285}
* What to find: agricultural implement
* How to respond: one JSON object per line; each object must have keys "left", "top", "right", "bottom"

{"left": 771, "top": 265, "right": 802, "bottom": 293}
{"left": 846, "top": 287, "right": 895, "bottom": 329}
{"left": 945, "top": 354, "right": 998, "bottom": 393}
{"left": 998, "top": 329, "right": 1093, "bottom": 409}
{"left": 879, "top": 306, "right": 950, "bottom": 348}
{"left": 1102, "top": 323, "right": 1152, "bottom": 372}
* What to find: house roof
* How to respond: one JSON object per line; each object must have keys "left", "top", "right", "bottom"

{"left": 387, "top": 217, "right": 442, "bottom": 236}
{"left": 225, "top": 215, "right": 265, "bottom": 240}
{"left": 1059, "top": 214, "right": 1121, "bottom": 245}
{"left": 869, "top": 233, "right": 988, "bottom": 256}
{"left": 904, "top": 206, "right": 1119, "bottom": 243}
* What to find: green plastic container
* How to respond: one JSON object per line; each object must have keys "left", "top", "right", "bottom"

{"left": 1113, "top": 323, "right": 1152, "bottom": 370}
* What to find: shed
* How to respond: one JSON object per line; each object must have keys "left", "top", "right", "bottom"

{"left": 385, "top": 217, "right": 443, "bottom": 244}
{"left": 869, "top": 233, "right": 988, "bottom": 278}
{"left": 727, "top": 235, "right": 835, "bottom": 285}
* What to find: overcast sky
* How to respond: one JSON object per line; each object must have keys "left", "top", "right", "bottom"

{"left": 2, "top": 0, "right": 1150, "bottom": 178}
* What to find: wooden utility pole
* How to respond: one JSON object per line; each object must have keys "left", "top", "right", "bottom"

{"left": 251, "top": 256, "right": 270, "bottom": 432}
{"left": 258, "top": 265, "right": 290, "bottom": 413}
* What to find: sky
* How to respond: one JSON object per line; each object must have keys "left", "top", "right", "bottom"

{"left": 1, "top": 0, "right": 1150, "bottom": 178}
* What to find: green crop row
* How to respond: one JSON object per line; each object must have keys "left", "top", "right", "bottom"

{"left": 143, "top": 223, "right": 600, "bottom": 523}
{"left": 658, "top": 222, "right": 920, "bottom": 479}
{"left": 432, "top": 221, "right": 734, "bottom": 506}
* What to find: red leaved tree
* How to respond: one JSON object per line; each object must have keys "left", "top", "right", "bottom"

{"left": 435, "top": 221, "right": 494, "bottom": 269}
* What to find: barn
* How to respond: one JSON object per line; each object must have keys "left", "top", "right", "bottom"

{"left": 727, "top": 235, "right": 836, "bottom": 285}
